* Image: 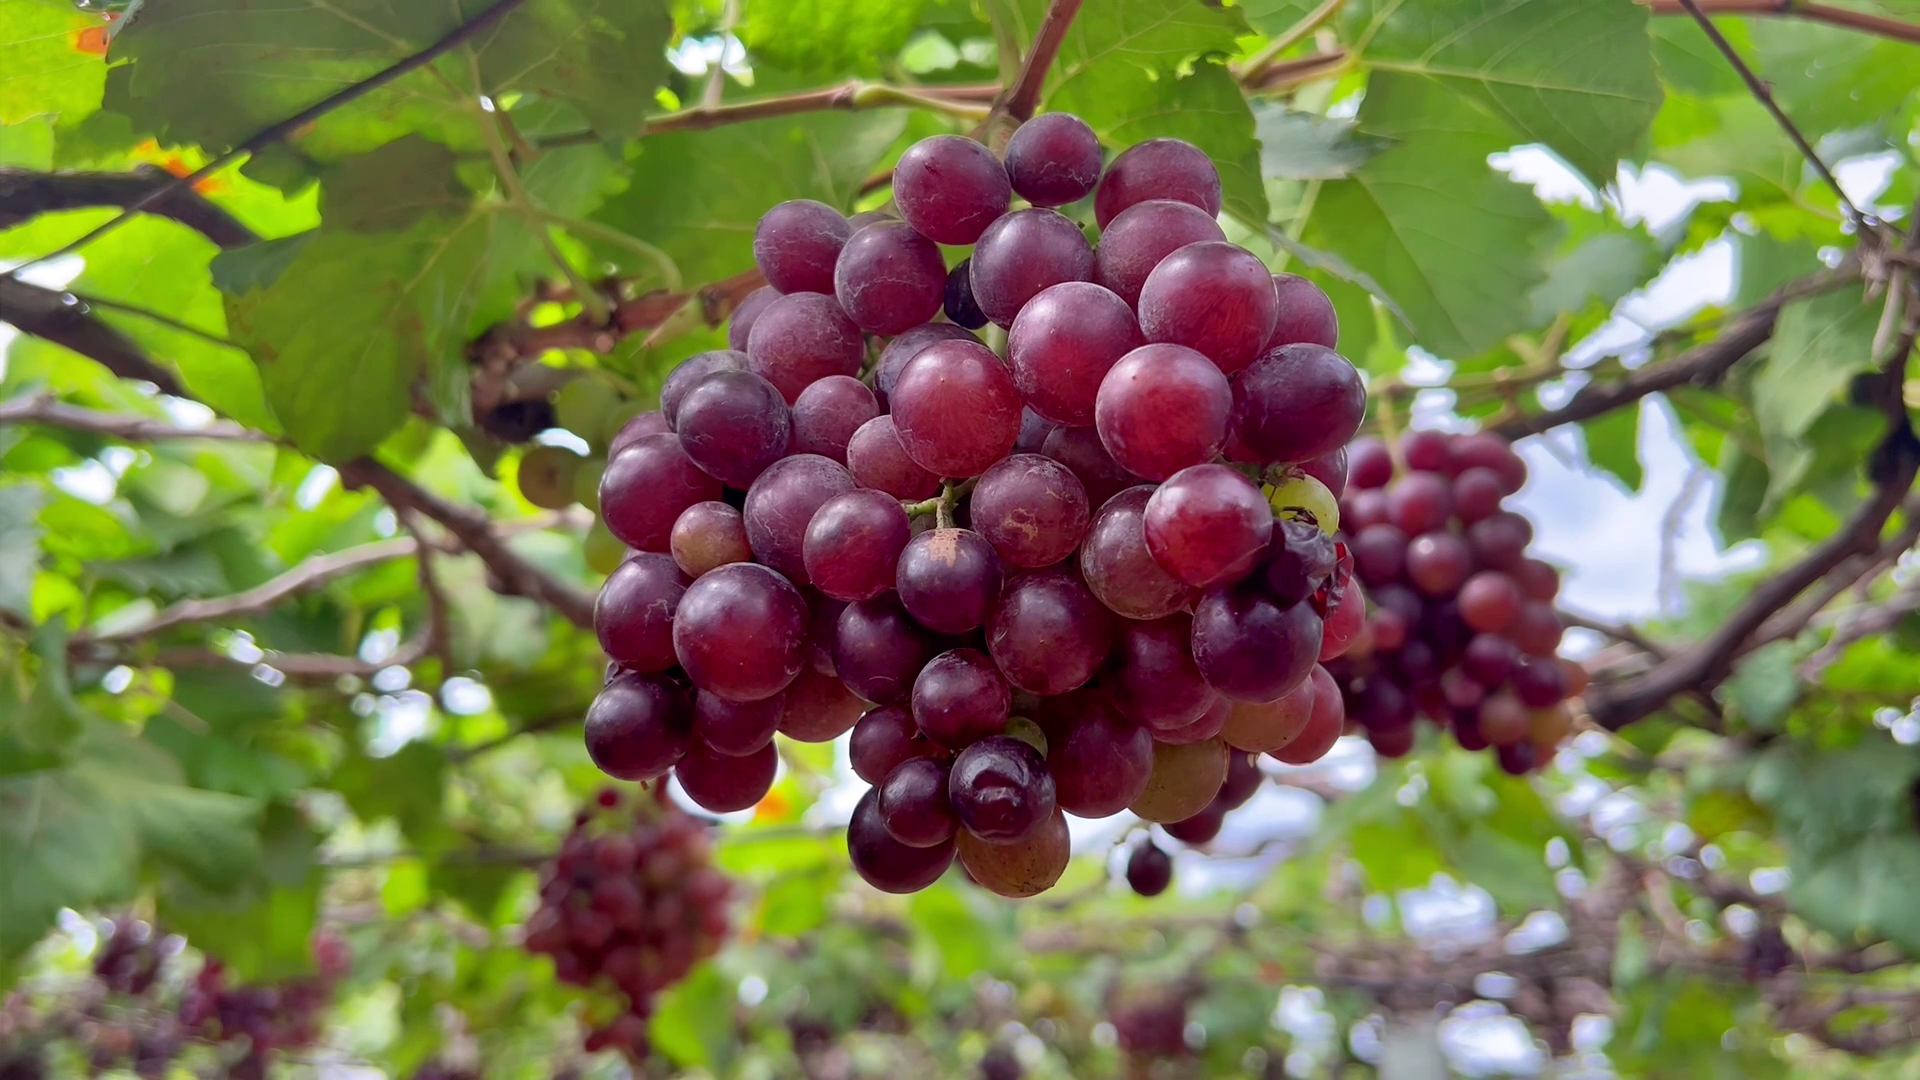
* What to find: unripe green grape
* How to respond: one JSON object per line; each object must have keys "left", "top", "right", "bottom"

{"left": 519, "top": 445, "right": 585, "bottom": 510}
{"left": 556, "top": 378, "right": 621, "bottom": 450}
{"left": 585, "top": 517, "right": 628, "bottom": 575}
{"left": 573, "top": 456, "right": 606, "bottom": 512}
{"left": 1004, "top": 716, "right": 1048, "bottom": 755}
{"left": 1264, "top": 473, "right": 1339, "bottom": 535}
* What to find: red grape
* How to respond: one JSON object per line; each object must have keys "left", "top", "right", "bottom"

{"left": 1458, "top": 571, "right": 1523, "bottom": 633}
{"left": 850, "top": 703, "right": 941, "bottom": 785}
{"left": 1093, "top": 198, "right": 1226, "bottom": 306}
{"left": 1190, "top": 589, "right": 1321, "bottom": 702}
{"left": 1402, "top": 430, "right": 1454, "bottom": 473}
{"left": 879, "top": 756, "right": 958, "bottom": 847}
{"left": 671, "top": 501, "right": 751, "bottom": 577}
{"left": 1453, "top": 467, "right": 1505, "bottom": 524}
{"left": 1126, "top": 839, "right": 1173, "bottom": 896}
{"left": 595, "top": 552, "right": 689, "bottom": 672}
{"left": 834, "top": 596, "right": 934, "bottom": 703}
{"left": 790, "top": 375, "right": 879, "bottom": 464}
{"left": 1467, "top": 511, "right": 1532, "bottom": 569}
{"left": 1513, "top": 557, "right": 1560, "bottom": 601}
{"left": 949, "top": 735, "right": 1056, "bottom": 842}
{"left": 968, "top": 208, "right": 1095, "bottom": 327}
{"left": 1461, "top": 633, "right": 1519, "bottom": 686}
{"left": 745, "top": 292, "right": 864, "bottom": 403}
{"left": 672, "top": 562, "right": 810, "bottom": 702}
{"left": 675, "top": 740, "right": 776, "bottom": 812}
{"left": 661, "top": 350, "right": 746, "bottom": 428}
{"left": 988, "top": 570, "right": 1116, "bottom": 695}
{"left": 802, "top": 489, "right": 911, "bottom": 602}
{"left": 912, "top": 648, "right": 1013, "bottom": 749}
{"left": 693, "top": 690, "right": 781, "bottom": 757}
{"left": 674, "top": 369, "right": 792, "bottom": 486}
{"left": 727, "top": 286, "right": 778, "bottom": 353}
{"left": 1143, "top": 464, "right": 1273, "bottom": 588}
{"left": 777, "top": 666, "right": 866, "bottom": 741}
{"left": 601, "top": 434, "right": 724, "bottom": 551}
{"left": 1221, "top": 672, "right": 1314, "bottom": 753}
{"left": 585, "top": 671, "right": 692, "bottom": 781}
{"left": 1008, "top": 281, "right": 1143, "bottom": 426}
{"left": 1266, "top": 274, "right": 1339, "bottom": 349}
{"left": 944, "top": 259, "right": 987, "bottom": 329}
{"left": 1094, "top": 344, "right": 1230, "bottom": 481}
{"left": 1229, "top": 344, "right": 1366, "bottom": 464}
{"left": 848, "top": 789, "right": 955, "bottom": 894}
{"left": 1348, "top": 438, "right": 1393, "bottom": 490}
{"left": 1268, "top": 665, "right": 1342, "bottom": 765}
{"left": 1406, "top": 532, "right": 1473, "bottom": 596}
{"left": 742, "top": 454, "right": 854, "bottom": 584}
{"left": 847, "top": 415, "right": 941, "bottom": 499}
{"left": 896, "top": 528, "right": 1003, "bottom": 634}
{"left": 1137, "top": 242, "right": 1278, "bottom": 375}
{"left": 1111, "top": 614, "right": 1215, "bottom": 732}
{"left": 1300, "top": 446, "right": 1350, "bottom": 498}
{"left": 1005, "top": 113, "right": 1103, "bottom": 206}
{"left": 969, "top": 454, "right": 1091, "bottom": 569}
{"left": 1388, "top": 472, "right": 1454, "bottom": 535}
{"left": 1041, "top": 424, "right": 1140, "bottom": 507}
{"left": 1046, "top": 696, "right": 1153, "bottom": 817}
{"left": 1093, "top": 138, "right": 1221, "bottom": 228}
{"left": 753, "top": 199, "right": 849, "bottom": 294}
{"left": 890, "top": 338, "right": 1024, "bottom": 477}
{"left": 893, "top": 134, "right": 1011, "bottom": 245}
{"left": 875, "top": 323, "right": 978, "bottom": 409}
{"left": 1081, "top": 486, "right": 1197, "bottom": 620}
{"left": 835, "top": 220, "right": 947, "bottom": 335}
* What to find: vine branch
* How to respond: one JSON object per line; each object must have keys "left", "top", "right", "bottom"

{"left": 1645, "top": 0, "right": 1920, "bottom": 46}
{"left": 0, "top": 167, "right": 257, "bottom": 247}
{"left": 0, "top": 392, "right": 267, "bottom": 443}
{"left": 993, "top": 0, "right": 1085, "bottom": 125}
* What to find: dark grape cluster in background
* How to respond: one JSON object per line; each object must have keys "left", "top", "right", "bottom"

{"left": 585, "top": 113, "right": 1371, "bottom": 899}
{"left": 1329, "top": 431, "right": 1587, "bottom": 773}
{"left": 522, "top": 788, "right": 733, "bottom": 1063}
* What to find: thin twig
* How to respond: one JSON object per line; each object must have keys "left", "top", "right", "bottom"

{"left": 1241, "top": 49, "right": 1352, "bottom": 93}
{"left": 0, "top": 167, "right": 258, "bottom": 247}
{"left": 0, "top": 392, "right": 268, "bottom": 443}
{"left": 66, "top": 290, "right": 240, "bottom": 350}
{"left": 529, "top": 82, "right": 1001, "bottom": 150}
{"left": 993, "top": 0, "right": 1086, "bottom": 124}
{"left": 1238, "top": 0, "right": 1350, "bottom": 83}
{"left": 1672, "top": 0, "right": 1864, "bottom": 223}
{"left": 396, "top": 508, "right": 457, "bottom": 679}
{"left": 1644, "top": 0, "right": 1920, "bottom": 46}
{"left": 4, "top": 0, "right": 534, "bottom": 277}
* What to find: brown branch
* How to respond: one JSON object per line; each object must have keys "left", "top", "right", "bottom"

{"left": 1489, "top": 268, "right": 1856, "bottom": 439}
{"left": 0, "top": 167, "right": 258, "bottom": 248}
{"left": 1238, "top": 0, "right": 1350, "bottom": 85}
{"left": 995, "top": 0, "right": 1085, "bottom": 124}
{"left": 1588, "top": 444, "right": 1918, "bottom": 729}
{"left": 1241, "top": 49, "right": 1351, "bottom": 93}
{"left": 530, "top": 82, "right": 1001, "bottom": 149}
{"left": 0, "top": 392, "right": 267, "bottom": 442}
{"left": 1645, "top": 0, "right": 1920, "bottom": 46}
{"left": 5, "top": 0, "right": 534, "bottom": 277}
{"left": 337, "top": 459, "right": 596, "bottom": 628}
{"left": 1670, "top": 0, "right": 1864, "bottom": 222}
{"left": 396, "top": 508, "right": 457, "bottom": 679}
{"left": 0, "top": 277, "right": 189, "bottom": 396}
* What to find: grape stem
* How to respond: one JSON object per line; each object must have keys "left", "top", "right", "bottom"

{"left": 1237, "top": 0, "right": 1350, "bottom": 85}
{"left": 986, "top": 0, "right": 1086, "bottom": 130}
{"left": 1644, "top": 0, "right": 1920, "bottom": 46}
{"left": 936, "top": 483, "right": 957, "bottom": 530}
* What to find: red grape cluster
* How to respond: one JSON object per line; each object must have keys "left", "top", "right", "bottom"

{"left": 523, "top": 789, "right": 733, "bottom": 1063}
{"left": 1328, "top": 431, "right": 1586, "bottom": 773}
{"left": 587, "top": 114, "right": 1369, "bottom": 899}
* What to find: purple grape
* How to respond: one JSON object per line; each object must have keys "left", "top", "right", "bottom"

{"left": 675, "top": 740, "right": 777, "bottom": 812}
{"left": 1190, "top": 589, "right": 1322, "bottom": 702}
{"left": 912, "top": 648, "right": 1012, "bottom": 749}
{"left": 1047, "top": 696, "right": 1153, "bottom": 817}
{"left": 848, "top": 788, "right": 955, "bottom": 894}
{"left": 745, "top": 292, "right": 864, "bottom": 403}
{"left": 672, "top": 563, "right": 810, "bottom": 702}
{"left": 949, "top": 735, "right": 1056, "bottom": 842}
{"left": 1111, "top": 614, "right": 1214, "bottom": 731}
{"left": 1229, "top": 344, "right": 1365, "bottom": 465}
{"left": 850, "top": 703, "right": 942, "bottom": 785}
{"left": 1093, "top": 138, "right": 1221, "bottom": 228}
{"left": 834, "top": 596, "right": 935, "bottom": 704}
{"left": 1092, "top": 198, "right": 1227, "bottom": 307}
{"left": 1007, "top": 281, "right": 1143, "bottom": 426}
{"left": 802, "top": 489, "right": 911, "bottom": 602}
{"left": 1138, "top": 242, "right": 1277, "bottom": 375}
{"left": 944, "top": 259, "right": 987, "bottom": 330}
{"left": 879, "top": 756, "right": 958, "bottom": 847}
{"left": 1080, "top": 486, "right": 1197, "bottom": 620}
{"left": 693, "top": 690, "right": 782, "bottom": 756}
{"left": 742, "top": 454, "right": 855, "bottom": 584}
{"left": 1005, "top": 112, "right": 1103, "bottom": 206}
{"left": 968, "top": 208, "right": 1095, "bottom": 328}
{"left": 1143, "top": 464, "right": 1272, "bottom": 589}
{"left": 988, "top": 569, "right": 1116, "bottom": 696}
{"left": 660, "top": 350, "right": 747, "bottom": 428}
{"left": 893, "top": 134, "right": 1012, "bottom": 245}
{"left": 789, "top": 374, "right": 879, "bottom": 464}
{"left": 890, "top": 339, "right": 1023, "bottom": 477}
{"left": 601, "top": 434, "right": 725, "bottom": 551}
{"left": 835, "top": 220, "right": 947, "bottom": 335}
{"left": 847, "top": 415, "right": 942, "bottom": 499}
{"left": 727, "top": 286, "right": 779, "bottom": 353}
{"left": 896, "top": 527, "right": 1003, "bottom": 635}
{"left": 874, "top": 323, "right": 978, "bottom": 409}
{"left": 1041, "top": 425, "right": 1139, "bottom": 507}
{"left": 1266, "top": 274, "right": 1339, "bottom": 349}
{"left": 594, "top": 552, "right": 689, "bottom": 672}
{"left": 674, "top": 369, "right": 791, "bottom": 486}
{"left": 671, "top": 500, "right": 751, "bottom": 577}
{"left": 969, "top": 454, "right": 1091, "bottom": 569}
{"left": 585, "top": 671, "right": 691, "bottom": 781}
{"left": 753, "top": 199, "right": 850, "bottom": 294}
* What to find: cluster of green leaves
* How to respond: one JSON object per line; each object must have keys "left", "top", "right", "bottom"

{"left": 2, "top": 0, "right": 1919, "bottom": 1075}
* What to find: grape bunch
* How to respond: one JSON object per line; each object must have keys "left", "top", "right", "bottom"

{"left": 586, "top": 114, "right": 1370, "bottom": 899}
{"left": 522, "top": 788, "right": 733, "bottom": 1063}
{"left": 1326, "top": 431, "right": 1587, "bottom": 773}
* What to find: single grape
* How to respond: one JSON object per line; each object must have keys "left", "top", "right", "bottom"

{"left": 661, "top": 350, "right": 749, "bottom": 429}
{"left": 1453, "top": 710, "right": 1490, "bottom": 751}
{"left": 1007, "top": 282, "right": 1143, "bottom": 426}
{"left": 1040, "top": 424, "right": 1140, "bottom": 507}
{"left": 957, "top": 807, "right": 1070, "bottom": 898}
{"left": 1300, "top": 446, "right": 1350, "bottom": 499}
{"left": 1092, "top": 198, "right": 1227, "bottom": 307}
{"left": 1228, "top": 344, "right": 1366, "bottom": 465}
{"left": 1262, "top": 518, "right": 1337, "bottom": 607}
{"left": 1190, "top": 588, "right": 1322, "bottom": 702}
{"left": 1093, "top": 138, "right": 1222, "bottom": 228}
{"left": 1143, "top": 464, "right": 1273, "bottom": 588}
{"left": 835, "top": 220, "right": 947, "bottom": 335}
{"left": 1343, "top": 488, "right": 1390, "bottom": 531}
{"left": 1458, "top": 571, "right": 1523, "bottom": 633}
{"left": 585, "top": 672, "right": 692, "bottom": 781}
{"left": 1496, "top": 740, "right": 1538, "bottom": 775}
{"left": 874, "top": 323, "right": 978, "bottom": 409}
{"left": 672, "top": 563, "right": 810, "bottom": 702}
{"left": 1268, "top": 665, "right": 1343, "bottom": 765}
{"left": 1369, "top": 723, "right": 1417, "bottom": 759}
{"left": 1452, "top": 467, "right": 1505, "bottom": 524}
{"left": 519, "top": 445, "right": 584, "bottom": 510}
{"left": 1513, "top": 558, "right": 1560, "bottom": 601}
{"left": 676, "top": 740, "right": 777, "bottom": 813}
{"left": 1137, "top": 242, "right": 1278, "bottom": 375}
{"left": 1218, "top": 750, "right": 1263, "bottom": 809}
{"left": 693, "top": 690, "right": 781, "bottom": 756}
{"left": 850, "top": 704, "right": 942, "bottom": 784}
{"left": 601, "top": 434, "right": 725, "bottom": 551}
{"left": 1387, "top": 472, "right": 1455, "bottom": 536}
{"left": 1479, "top": 691, "right": 1530, "bottom": 745}
{"left": 848, "top": 789, "right": 955, "bottom": 894}
{"left": 1047, "top": 696, "right": 1154, "bottom": 817}
{"left": 1094, "top": 344, "right": 1231, "bottom": 481}
{"left": 1510, "top": 657, "right": 1568, "bottom": 708}
{"left": 1458, "top": 634, "right": 1516, "bottom": 687}
{"left": 847, "top": 415, "right": 942, "bottom": 500}
{"left": 1016, "top": 407, "right": 1057, "bottom": 454}
{"left": 790, "top": 375, "right": 880, "bottom": 464}
{"left": 988, "top": 570, "right": 1117, "bottom": 696}
{"left": 1352, "top": 677, "right": 1414, "bottom": 732}
{"left": 1452, "top": 432, "right": 1527, "bottom": 493}
{"left": 1402, "top": 430, "right": 1454, "bottom": 473}
{"left": 969, "top": 454, "right": 1091, "bottom": 569}
{"left": 1467, "top": 511, "right": 1532, "bottom": 570}
{"left": 1221, "top": 671, "right": 1314, "bottom": 753}
{"left": 949, "top": 735, "right": 1056, "bottom": 842}
{"left": 1162, "top": 801, "right": 1225, "bottom": 844}
{"left": 879, "top": 756, "right": 958, "bottom": 847}
{"left": 1081, "top": 486, "right": 1197, "bottom": 620}
{"left": 1406, "top": 532, "right": 1474, "bottom": 596}
{"left": 1112, "top": 614, "right": 1215, "bottom": 731}
{"left": 1005, "top": 113, "right": 1103, "bottom": 206}
{"left": 891, "top": 339, "right": 1024, "bottom": 477}
{"left": 1347, "top": 438, "right": 1393, "bottom": 490}
{"left": 1265, "top": 274, "right": 1339, "bottom": 350}
{"left": 727, "top": 286, "right": 779, "bottom": 353}
{"left": 594, "top": 552, "right": 689, "bottom": 672}
{"left": 1128, "top": 737, "right": 1228, "bottom": 823}
{"left": 1319, "top": 573, "right": 1367, "bottom": 662}
{"left": 670, "top": 501, "right": 750, "bottom": 578}
{"left": 1125, "top": 839, "right": 1173, "bottom": 896}
{"left": 944, "top": 259, "right": 988, "bottom": 329}
{"left": 753, "top": 199, "right": 850, "bottom": 294}
{"left": 607, "top": 409, "right": 672, "bottom": 460}
{"left": 1155, "top": 694, "right": 1229, "bottom": 745}
{"left": 834, "top": 596, "right": 935, "bottom": 703}
{"left": 969, "top": 208, "right": 1095, "bottom": 327}
{"left": 777, "top": 666, "right": 867, "bottom": 741}
{"left": 802, "top": 489, "right": 911, "bottom": 602}
{"left": 1440, "top": 667, "right": 1486, "bottom": 710}
{"left": 674, "top": 369, "right": 792, "bottom": 487}
{"left": 743, "top": 454, "right": 856, "bottom": 584}
{"left": 912, "top": 648, "right": 1013, "bottom": 749}
{"left": 745, "top": 292, "right": 865, "bottom": 403}
{"left": 897, "top": 527, "right": 1003, "bottom": 634}
{"left": 894, "top": 134, "right": 1012, "bottom": 245}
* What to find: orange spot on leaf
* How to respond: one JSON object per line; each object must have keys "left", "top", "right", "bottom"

{"left": 72, "top": 25, "right": 110, "bottom": 57}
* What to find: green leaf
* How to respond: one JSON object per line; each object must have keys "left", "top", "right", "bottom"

{"left": 0, "top": 724, "right": 260, "bottom": 962}
{"left": 1354, "top": 0, "right": 1662, "bottom": 182}
{"left": 1349, "top": 815, "right": 1446, "bottom": 894}
{"left": 650, "top": 963, "right": 735, "bottom": 1070}
{"left": 0, "top": 0, "right": 106, "bottom": 125}
{"left": 1750, "top": 21, "right": 1919, "bottom": 137}
{"left": 744, "top": 0, "right": 931, "bottom": 75}
{"left": 1065, "top": 60, "right": 1268, "bottom": 225}
{"left": 1584, "top": 401, "right": 1644, "bottom": 492}
{"left": 1530, "top": 230, "right": 1659, "bottom": 325}
{"left": 0, "top": 482, "right": 42, "bottom": 618}
{"left": 1753, "top": 288, "right": 1880, "bottom": 452}
{"left": 218, "top": 208, "right": 544, "bottom": 461}
{"left": 1723, "top": 640, "right": 1801, "bottom": 732}
{"left": 1302, "top": 72, "right": 1555, "bottom": 357}
{"left": 593, "top": 110, "right": 905, "bottom": 284}
{"left": 319, "top": 137, "right": 473, "bottom": 232}
{"left": 158, "top": 803, "right": 323, "bottom": 981}
{"left": 1255, "top": 106, "right": 1389, "bottom": 182}
{"left": 104, "top": 0, "right": 672, "bottom": 162}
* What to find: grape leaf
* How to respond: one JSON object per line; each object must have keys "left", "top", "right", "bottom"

{"left": 1530, "top": 231, "right": 1660, "bottom": 326}
{"left": 592, "top": 110, "right": 905, "bottom": 285}
{"left": 649, "top": 964, "right": 735, "bottom": 1070}
{"left": 1256, "top": 107, "right": 1390, "bottom": 182}
{"left": 1302, "top": 72, "right": 1555, "bottom": 358}
{"left": 0, "top": 0, "right": 107, "bottom": 125}
{"left": 1750, "top": 287, "right": 1881, "bottom": 507}
{"left": 744, "top": 0, "right": 931, "bottom": 75}
{"left": 1583, "top": 401, "right": 1644, "bottom": 492}
{"left": 1750, "top": 20, "right": 1918, "bottom": 137}
{"left": 103, "top": 0, "right": 671, "bottom": 162}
